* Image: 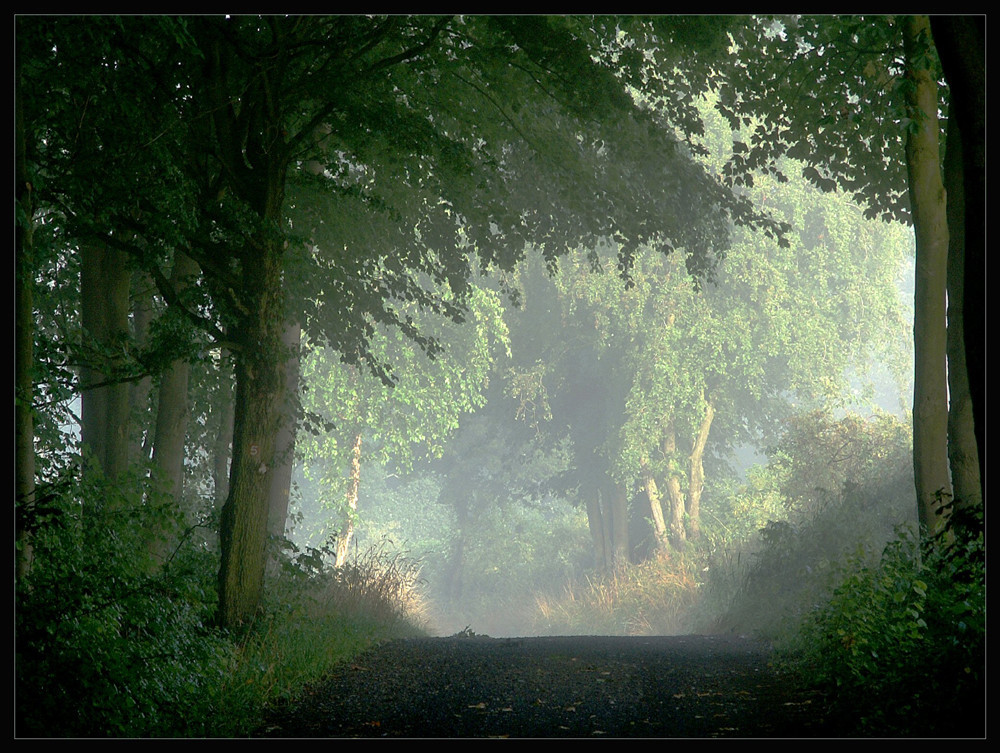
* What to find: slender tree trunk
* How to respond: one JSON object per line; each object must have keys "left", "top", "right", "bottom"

{"left": 942, "top": 118, "right": 981, "bottom": 511}
{"left": 640, "top": 459, "right": 669, "bottom": 554}
{"left": 903, "top": 15, "right": 952, "bottom": 537}
{"left": 147, "top": 251, "right": 200, "bottom": 565}
{"left": 662, "top": 424, "right": 687, "bottom": 551}
{"left": 79, "top": 240, "right": 132, "bottom": 485}
{"left": 444, "top": 491, "right": 470, "bottom": 603}
{"left": 585, "top": 488, "right": 609, "bottom": 570}
{"left": 267, "top": 320, "right": 303, "bottom": 546}
{"left": 129, "top": 271, "right": 156, "bottom": 462}
{"left": 214, "top": 350, "right": 236, "bottom": 510}
{"left": 15, "top": 76, "right": 35, "bottom": 580}
{"left": 335, "top": 431, "right": 363, "bottom": 568}
{"left": 930, "top": 15, "right": 985, "bottom": 508}
{"left": 607, "top": 478, "right": 629, "bottom": 566}
{"left": 686, "top": 393, "right": 715, "bottom": 541}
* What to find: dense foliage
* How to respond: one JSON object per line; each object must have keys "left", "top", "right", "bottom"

{"left": 16, "top": 14, "right": 983, "bottom": 738}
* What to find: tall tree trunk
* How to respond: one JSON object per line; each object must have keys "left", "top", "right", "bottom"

{"left": 335, "top": 431, "right": 363, "bottom": 568}
{"left": 662, "top": 423, "right": 687, "bottom": 551}
{"left": 903, "top": 15, "right": 952, "bottom": 537}
{"left": 214, "top": 350, "right": 236, "bottom": 511}
{"left": 267, "top": 320, "right": 303, "bottom": 546}
{"left": 147, "top": 251, "right": 200, "bottom": 566}
{"left": 930, "top": 15, "right": 986, "bottom": 509}
{"left": 217, "top": 240, "right": 286, "bottom": 629}
{"left": 129, "top": 271, "right": 156, "bottom": 462}
{"left": 585, "top": 487, "right": 609, "bottom": 570}
{"left": 686, "top": 393, "right": 715, "bottom": 541}
{"left": 606, "top": 478, "right": 629, "bottom": 566}
{"left": 942, "top": 118, "right": 982, "bottom": 511}
{"left": 79, "top": 240, "right": 132, "bottom": 486}
{"left": 640, "top": 459, "right": 669, "bottom": 554}
{"left": 15, "top": 73, "right": 35, "bottom": 580}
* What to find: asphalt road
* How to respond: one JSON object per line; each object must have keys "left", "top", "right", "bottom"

{"left": 258, "top": 633, "right": 840, "bottom": 738}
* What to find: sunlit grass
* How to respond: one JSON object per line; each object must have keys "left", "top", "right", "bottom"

{"left": 530, "top": 553, "right": 703, "bottom": 636}
{"left": 210, "top": 539, "right": 431, "bottom": 736}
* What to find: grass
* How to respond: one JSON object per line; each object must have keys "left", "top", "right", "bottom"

{"left": 213, "top": 538, "right": 431, "bottom": 736}
{"left": 530, "top": 552, "right": 703, "bottom": 636}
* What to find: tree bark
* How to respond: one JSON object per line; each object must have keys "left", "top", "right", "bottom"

{"left": 214, "top": 350, "right": 236, "bottom": 510}
{"left": 930, "top": 15, "right": 986, "bottom": 509}
{"left": 335, "top": 430, "right": 363, "bottom": 568}
{"left": 147, "top": 251, "right": 200, "bottom": 566}
{"left": 217, "top": 240, "right": 286, "bottom": 628}
{"left": 79, "top": 240, "right": 132, "bottom": 486}
{"left": 129, "top": 271, "right": 156, "bottom": 462}
{"left": 585, "top": 488, "right": 609, "bottom": 570}
{"left": 15, "top": 72, "right": 35, "bottom": 579}
{"left": 640, "top": 459, "right": 669, "bottom": 554}
{"left": 686, "top": 394, "right": 715, "bottom": 541}
{"left": 607, "top": 478, "right": 629, "bottom": 566}
{"left": 662, "top": 424, "right": 687, "bottom": 551}
{"left": 903, "top": 15, "right": 952, "bottom": 537}
{"left": 942, "top": 118, "right": 982, "bottom": 512}
{"left": 206, "top": 22, "right": 294, "bottom": 628}
{"left": 267, "top": 320, "right": 303, "bottom": 546}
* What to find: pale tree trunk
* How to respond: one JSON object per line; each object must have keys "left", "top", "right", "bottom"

{"left": 686, "top": 394, "right": 715, "bottom": 541}
{"left": 267, "top": 320, "right": 302, "bottom": 546}
{"left": 147, "top": 251, "right": 200, "bottom": 566}
{"left": 15, "top": 78, "right": 35, "bottom": 580}
{"left": 214, "top": 350, "right": 236, "bottom": 511}
{"left": 79, "top": 240, "right": 132, "bottom": 486}
{"left": 942, "top": 118, "right": 982, "bottom": 512}
{"left": 903, "top": 15, "right": 953, "bottom": 537}
{"left": 662, "top": 424, "right": 687, "bottom": 551}
{"left": 335, "top": 431, "right": 363, "bottom": 568}
{"left": 640, "top": 459, "right": 669, "bottom": 554}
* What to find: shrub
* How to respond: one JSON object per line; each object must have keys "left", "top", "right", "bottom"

{"left": 15, "top": 472, "right": 233, "bottom": 737}
{"left": 790, "top": 503, "right": 985, "bottom": 736}
{"left": 16, "top": 471, "right": 430, "bottom": 738}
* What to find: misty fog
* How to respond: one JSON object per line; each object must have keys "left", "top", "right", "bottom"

{"left": 286, "top": 224, "right": 916, "bottom": 638}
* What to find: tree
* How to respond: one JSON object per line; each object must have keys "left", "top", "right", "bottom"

{"left": 295, "top": 280, "right": 510, "bottom": 566}
{"left": 709, "top": 14, "right": 980, "bottom": 538}
{"left": 16, "top": 15, "right": 793, "bottom": 627}
{"left": 158, "top": 16, "right": 775, "bottom": 627}
{"left": 930, "top": 16, "right": 985, "bottom": 511}
{"left": 145, "top": 251, "right": 203, "bottom": 565}
{"left": 15, "top": 44, "right": 36, "bottom": 579}
{"left": 901, "top": 15, "right": 951, "bottom": 534}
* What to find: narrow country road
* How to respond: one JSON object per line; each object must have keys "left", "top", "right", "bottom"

{"left": 258, "top": 634, "right": 839, "bottom": 738}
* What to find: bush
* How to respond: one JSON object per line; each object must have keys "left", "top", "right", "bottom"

{"left": 16, "top": 472, "right": 430, "bottom": 738}
{"left": 15, "top": 472, "right": 233, "bottom": 737}
{"left": 790, "top": 503, "right": 985, "bottom": 736}
{"left": 700, "top": 410, "right": 916, "bottom": 640}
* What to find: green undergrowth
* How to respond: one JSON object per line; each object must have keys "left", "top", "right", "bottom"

{"left": 15, "top": 481, "right": 430, "bottom": 738}
{"left": 785, "top": 503, "right": 985, "bottom": 737}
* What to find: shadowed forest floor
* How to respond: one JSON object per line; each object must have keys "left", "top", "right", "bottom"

{"left": 257, "top": 633, "right": 848, "bottom": 738}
